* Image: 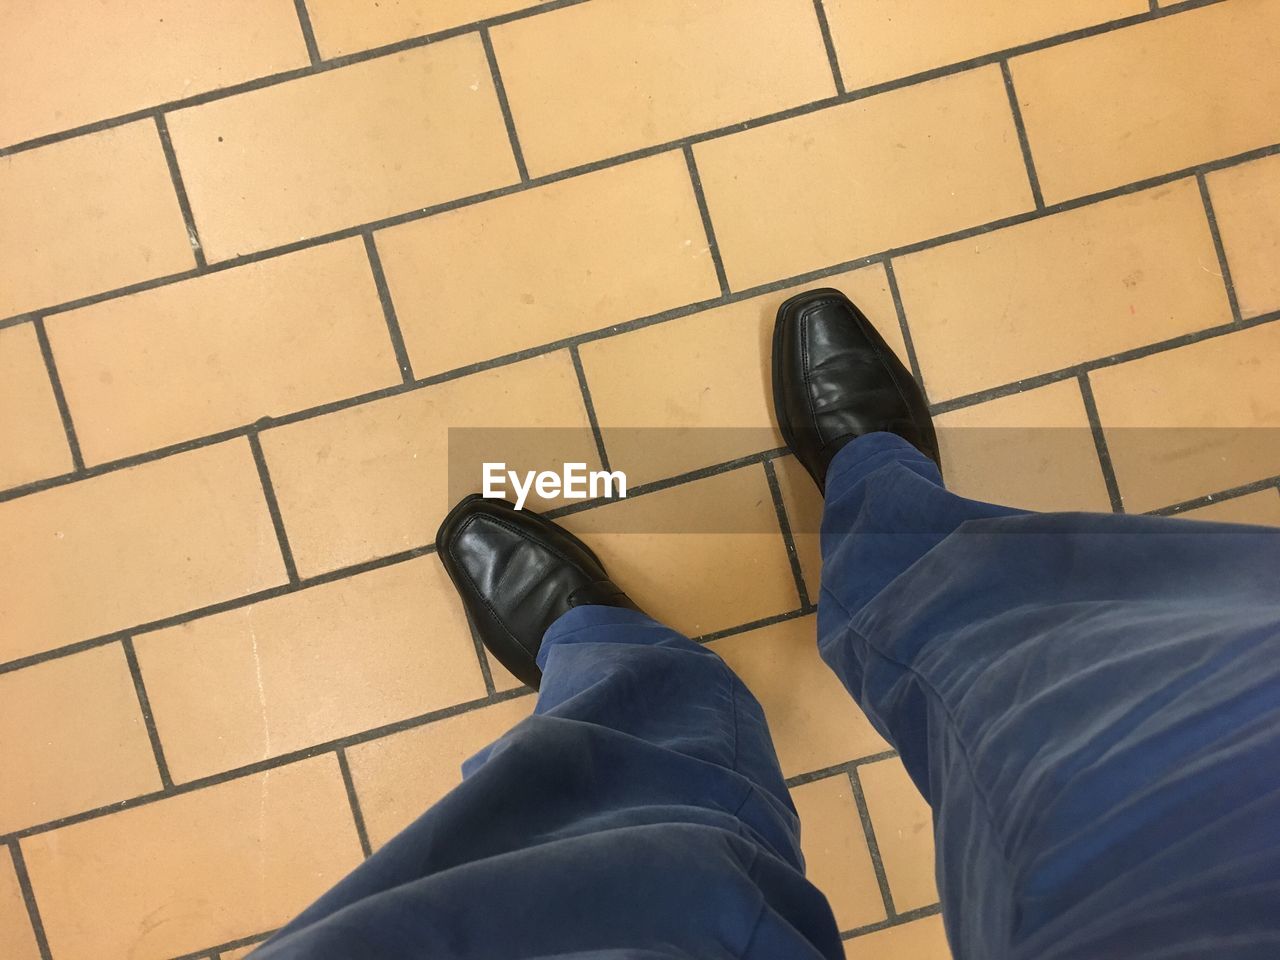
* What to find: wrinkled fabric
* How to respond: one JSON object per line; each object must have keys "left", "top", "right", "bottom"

{"left": 255, "top": 431, "right": 1280, "bottom": 959}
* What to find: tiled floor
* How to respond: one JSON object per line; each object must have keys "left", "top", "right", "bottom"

{"left": 2, "top": 1, "right": 1279, "bottom": 957}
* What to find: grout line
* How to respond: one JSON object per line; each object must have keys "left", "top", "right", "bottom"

{"left": 1147, "top": 472, "right": 1280, "bottom": 517}
{"left": 248, "top": 432, "right": 301, "bottom": 584}
{"left": 683, "top": 144, "right": 732, "bottom": 296}
{"left": 848, "top": 766, "right": 899, "bottom": 919}
{"left": 153, "top": 114, "right": 208, "bottom": 269}
{"left": 882, "top": 258, "right": 928, "bottom": 394}
{"left": 1000, "top": 60, "right": 1045, "bottom": 210}
{"left": 1150, "top": 0, "right": 1161, "bottom": 9}
{"left": 335, "top": 748, "right": 375, "bottom": 858}
{"left": 480, "top": 26, "right": 531, "bottom": 182}
{"left": 763, "top": 459, "right": 813, "bottom": 610}
{"left": 363, "top": 232, "right": 416, "bottom": 382}
{"left": 840, "top": 903, "right": 943, "bottom": 941}
{"left": 122, "top": 636, "right": 176, "bottom": 789}
{"left": 292, "top": 0, "right": 324, "bottom": 65}
{"left": 0, "top": 0, "right": 1232, "bottom": 161}
{"left": 569, "top": 345, "right": 613, "bottom": 473}
{"left": 811, "top": 0, "right": 847, "bottom": 94}
{"left": 469, "top": 620, "right": 500, "bottom": 697}
{"left": 0, "top": 686, "right": 536, "bottom": 845}
{"left": 7, "top": 840, "right": 54, "bottom": 960}
{"left": 31, "top": 316, "right": 86, "bottom": 472}
{"left": 1196, "top": 171, "right": 1243, "bottom": 324}
{"left": 1077, "top": 373, "right": 1126, "bottom": 514}
{"left": 692, "top": 606, "right": 813, "bottom": 645}
{"left": 169, "top": 931, "right": 276, "bottom": 960}
{"left": 783, "top": 751, "right": 899, "bottom": 789}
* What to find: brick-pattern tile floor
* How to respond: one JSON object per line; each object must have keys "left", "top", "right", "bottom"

{"left": 2, "top": 1, "right": 1279, "bottom": 957}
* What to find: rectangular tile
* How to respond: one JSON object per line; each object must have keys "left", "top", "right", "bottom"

{"left": 22, "top": 756, "right": 363, "bottom": 960}
{"left": 376, "top": 152, "right": 720, "bottom": 378}
{"left": 694, "top": 67, "right": 1033, "bottom": 290}
{"left": 307, "top": 0, "right": 550, "bottom": 58}
{"left": 823, "top": 0, "right": 1144, "bottom": 88}
{"left": 135, "top": 558, "right": 487, "bottom": 783}
{"left": 0, "top": 440, "right": 286, "bottom": 664}
{"left": 708, "top": 616, "right": 889, "bottom": 776}
{"left": 0, "top": 645, "right": 161, "bottom": 833}
{"left": 896, "top": 181, "right": 1232, "bottom": 401}
{"left": 166, "top": 36, "right": 518, "bottom": 261}
{"left": 490, "top": 0, "right": 835, "bottom": 175}
{"left": 578, "top": 265, "right": 901, "bottom": 485}
{"left": 0, "top": 1, "right": 309, "bottom": 146}
{"left": 347, "top": 697, "right": 535, "bottom": 848}
{"left": 260, "top": 352, "right": 598, "bottom": 575}
{"left": 0, "top": 122, "right": 195, "bottom": 319}
{"left": 1089, "top": 323, "right": 1280, "bottom": 511}
{"left": 1178, "top": 490, "right": 1280, "bottom": 527}
{"left": 0, "top": 846, "right": 41, "bottom": 960}
{"left": 935, "top": 381, "right": 1114, "bottom": 512}
{"left": 1010, "top": 0, "right": 1280, "bottom": 203}
{"left": 1206, "top": 153, "right": 1280, "bottom": 319}
{"left": 0, "top": 324, "right": 73, "bottom": 490}
{"left": 858, "top": 757, "right": 939, "bottom": 912}
{"left": 844, "top": 915, "right": 951, "bottom": 959}
{"left": 791, "top": 775, "right": 887, "bottom": 930}
{"left": 48, "top": 239, "right": 401, "bottom": 465}
{"left": 564, "top": 467, "right": 802, "bottom": 637}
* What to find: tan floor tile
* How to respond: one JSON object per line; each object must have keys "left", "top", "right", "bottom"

{"left": 0, "top": 846, "right": 41, "bottom": 960}
{"left": 935, "top": 381, "right": 1114, "bottom": 512}
{"left": 376, "top": 153, "right": 720, "bottom": 378}
{"left": 0, "top": 441, "right": 285, "bottom": 664}
{"left": 579, "top": 264, "right": 901, "bottom": 485}
{"left": 166, "top": 36, "right": 518, "bottom": 261}
{"left": 0, "top": 645, "right": 161, "bottom": 833}
{"left": 347, "top": 696, "right": 535, "bottom": 848}
{"left": 1089, "top": 323, "right": 1280, "bottom": 511}
{"left": 708, "top": 616, "right": 889, "bottom": 777}
{"left": 1178, "top": 490, "right": 1280, "bottom": 527}
{"left": 134, "top": 558, "right": 486, "bottom": 783}
{"left": 564, "top": 467, "right": 802, "bottom": 638}
{"left": 1010, "top": 0, "right": 1280, "bottom": 203}
{"left": 773, "top": 454, "right": 825, "bottom": 599}
{"left": 48, "top": 239, "right": 401, "bottom": 466}
{"left": 694, "top": 67, "right": 1033, "bottom": 291}
{"left": 897, "top": 181, "right": 1231, "bottom": 401}
{"left": 824, "top": 0, "right": 1143, "bottom": 89}
{"left": 0, "top": 122, "right": 195, "bottom": 319}
{"left": 792, "top": 775, "right": 887, "bottom": 930}
{"left": 0, "top": 1, "right": 308, "bottom": 146}
{"left": 844, "top": 914, "right": 951, "bottom": 959}
{"left": 307, "top": 0, "right": 549, "bottom": 58}
{"left": 260, "top": 352, "right": 598, "bottom": 576}
{"left": 22, "top": 755, "right": 363, "bottom": 960}
{"left": 485, "top": 651, "right": 529, "bottom": 692}
{"left": 0, "top": 324, "right": 73, "bottom": 490}
{"left": 490, "top": 0, "right": 835, "bottom": 176}
{"left": 859, "top": 757, "right": 939, "bottom": 912}
{"left": 1206, "top": 154, "right": 1280, "bottom": 319}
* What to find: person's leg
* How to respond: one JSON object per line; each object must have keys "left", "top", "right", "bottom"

{"left": 253, "top": 503, "right": 842, "bottom": 959}
{"left": 817, "top": 432, "right": 1280, "bottom": 959}
{"left": 774, "top": 288, "right": 1280, "bottom": 958}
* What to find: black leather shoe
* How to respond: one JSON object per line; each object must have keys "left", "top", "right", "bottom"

{"left": 772, "top": 287, "right": 940, "bottom": 491}
{"left": 436, "top": 495, "right": 640, "bottom": 690}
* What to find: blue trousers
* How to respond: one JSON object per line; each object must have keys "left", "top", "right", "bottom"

{"left": 257, "top": 433, "right": 1280, "bottom": 959}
